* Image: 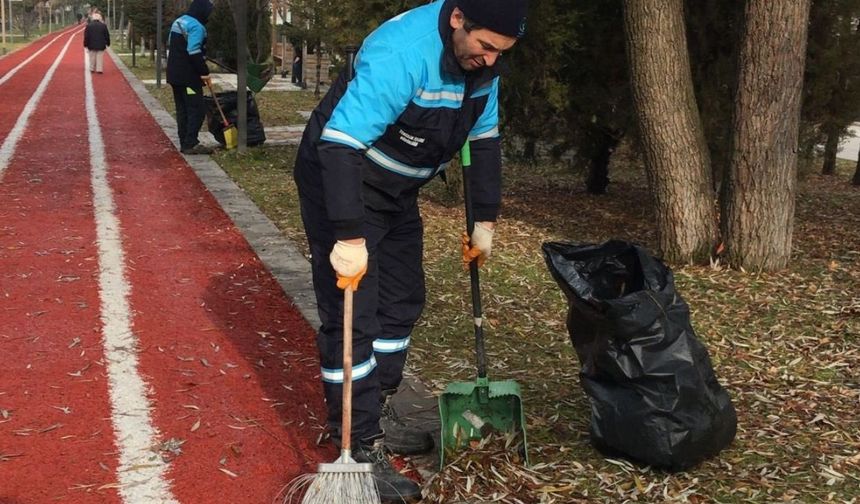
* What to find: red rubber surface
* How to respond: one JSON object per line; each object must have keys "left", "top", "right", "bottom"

{"left": 1, "top": 30, "right": 332, "bottom": 503}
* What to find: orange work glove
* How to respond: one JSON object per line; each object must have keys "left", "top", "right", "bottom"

{"left": 462, "top": 222, "right": 494, "bottom": 268}
{"left": 330, "top": 240, "right": 368, "bottom": 290}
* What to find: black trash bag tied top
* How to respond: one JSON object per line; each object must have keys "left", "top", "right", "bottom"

{"left": 542, "top": 240, "right": 737, "bottom": 471}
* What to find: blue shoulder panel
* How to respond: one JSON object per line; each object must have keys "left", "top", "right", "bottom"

{"left": 321, "top": 2, "right": 444, "bottom": 150}
{"left": 171, "top": 15, "right": 206, "bottom": 55}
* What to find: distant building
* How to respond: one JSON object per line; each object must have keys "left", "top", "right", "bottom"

{"left": 270, "top": 0, "right": 331, "bottom": 88}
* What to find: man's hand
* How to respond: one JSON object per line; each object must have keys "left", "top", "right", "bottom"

{"left": 330, "top": 239, "right": 368, "bottom": 290}
{"left": 462, "top": 222, "right": 494, "bottom": 268}
{"left": 201, "top": 75, "right": 212, "bottom": 87}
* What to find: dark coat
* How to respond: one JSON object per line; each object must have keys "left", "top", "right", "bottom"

{"left": 166, "top": 0, "right": 214, "bottom": 87}
{"left": 84, "top": 21, "right": 110, "bottom": 51}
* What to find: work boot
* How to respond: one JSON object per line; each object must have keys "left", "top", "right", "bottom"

{"left": 353, "top": 441, "right": 422, "bottom": 503}
{"left": 181, "top": 143, "right": 214, "bottom": 155}
{"left": 380, "top": 390, "right": 434, "bottom": 455}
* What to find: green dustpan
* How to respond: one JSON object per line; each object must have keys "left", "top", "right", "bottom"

{"left": 438, "top": 142, "right": 528, "bottom": 468}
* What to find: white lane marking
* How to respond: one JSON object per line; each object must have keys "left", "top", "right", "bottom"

{"left": 0, "top": 31, "right": 76, "bottom": 183}
{"left": 0, "top": 28, "right": 82, "bottom": 87}
{"left": 84, "top": 50, "right": 179, "bottom": 503}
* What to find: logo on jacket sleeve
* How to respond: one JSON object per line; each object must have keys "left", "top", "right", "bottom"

{"left": 399, "top": 129, "right": 426, "bottom": 147}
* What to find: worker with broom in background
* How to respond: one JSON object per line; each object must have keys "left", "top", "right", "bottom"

{"left": 167, "top": 0, "right": 215, "bottom": 155}
{"left": 293, "top": 0, "right": 528, "bottom": 501}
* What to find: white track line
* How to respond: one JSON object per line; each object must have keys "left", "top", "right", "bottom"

{"left": 0, "top": 30, "right": 76, "bottom": 182}
{"left": 84, "top": 50, "right": 179, "bottom": 503}
{"left": 0, "top": 28, "right": 82, "bottom": 87}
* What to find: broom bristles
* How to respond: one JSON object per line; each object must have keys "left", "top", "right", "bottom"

{"left": 280, "top": 455, "right": 381, "bottom": 504}
{"left": 300, "top": 471, "right": 380, "bottom": 504}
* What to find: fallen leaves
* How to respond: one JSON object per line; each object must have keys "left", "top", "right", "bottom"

{"left": 218, "top": 130, "right": 860, "bottom": 500}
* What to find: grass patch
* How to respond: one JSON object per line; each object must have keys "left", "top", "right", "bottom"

{"left": 2, "top": 27, "right": 62, "bottom": 55}
{"left": 210, "top": 140, "right": 860, "bottom": 501}
{"left": 211, "top": 146, "right": 307, "bottom": 250}
{"left": 254, "top": 91, "right": 321, "bottom": 125}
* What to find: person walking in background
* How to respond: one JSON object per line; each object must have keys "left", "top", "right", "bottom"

{"left": 293, "top": 0, "right": 528, "bottom": 501}
{"left": 83, "top": 12, "right": 110, "bottom": 74}
{"left": 291, "top": 53, "right": 302, "bottom": 85}
{"left": 166, "top": 0, "right": 215, "bottom": 155}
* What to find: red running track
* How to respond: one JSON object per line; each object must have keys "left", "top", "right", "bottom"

{"left": 0, "top": 29, "right": 332, "bottom": 504}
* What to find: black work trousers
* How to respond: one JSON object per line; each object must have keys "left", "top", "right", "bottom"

{"left": 171, "top": 83, "right": 205, "bottom": 151}
{"left": 299, "top": 196, "right": 426, "bottom": 444}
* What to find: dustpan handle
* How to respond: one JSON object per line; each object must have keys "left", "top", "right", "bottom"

{"left": 461, "top": 142, "right": 487, "bottom": 380}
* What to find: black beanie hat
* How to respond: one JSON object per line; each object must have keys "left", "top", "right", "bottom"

{"left": 457, "top": 0, "right": 529, "bottom": 38}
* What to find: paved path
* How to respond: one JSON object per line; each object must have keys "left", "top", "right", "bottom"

{"left": 1, "top": 29, "right": 332, "bottom": 503}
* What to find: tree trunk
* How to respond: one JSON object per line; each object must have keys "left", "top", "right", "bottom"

{"left": 722, "top": 0, "right": 811, "bottom": 271}
{"left": 585, "top": 128, "right": 619, "bottom": 195}
{"left": 821, "top": 126, "right": 839, "bottom": 175}
{"left": 314, "top": 42, "right": 322, "bottom": 97}
{"left": 853, "top": 155, "right": 860, "bottom": 186}
{"left": 622, "top": 0, "right": 716, "bottom": 263}
{"left": 522, "top": 137, "right": 536, "bottom": 159}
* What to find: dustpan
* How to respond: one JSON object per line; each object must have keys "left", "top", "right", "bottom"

{"left": 438, "top": 141, "right": 528, "bottom": 468}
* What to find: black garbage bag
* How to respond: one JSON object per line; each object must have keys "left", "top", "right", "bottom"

{"left": 542, "top": 240, "right": 736, "bottom": 471}
{"left": 204, "top": 91, "right": 266, "bottom": 146}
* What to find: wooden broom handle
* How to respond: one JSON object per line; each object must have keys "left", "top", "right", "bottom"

{"left": 205, "top": 81, "right": 230, "bottom": 127}
{"left": 341, "top": 286, "right": 354, "bottom": 453}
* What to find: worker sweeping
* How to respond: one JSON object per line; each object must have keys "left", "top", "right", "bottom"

{"left": 167, "top": 0, "right": 215, "bottom": 156}
{"left": 292, "top": 0, "right": 528, "bottom": 501}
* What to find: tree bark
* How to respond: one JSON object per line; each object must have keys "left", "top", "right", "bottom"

{"left": 853, "top": 155, "right": 860, "bottom": 186}
{"left": 821, "top": 125, "right": 839, "bottom": 175}
{"left": 585, "top": 128, "right": 619, "bottom": 195}
{"left": 314, "top": 42, "right": 322, "bottom": 97}
{"left": 622, "top": 0, "right": 716, "bottom": 263}
{"left": 722, "top": 0, "right": 811, "bottom": 271}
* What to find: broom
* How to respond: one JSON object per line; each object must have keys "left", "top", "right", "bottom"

{"left": 282, "top": 284, "right": 381, "bottom": 504}
{"left": 204, "top": 80, "right": 238, "bottom": 150}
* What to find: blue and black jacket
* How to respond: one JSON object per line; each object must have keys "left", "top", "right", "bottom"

{"left": 166, "top": 0, "right": 213, "bottom": 88}
{"left": 295, "top": 0, "right": 504, "bottom": 240}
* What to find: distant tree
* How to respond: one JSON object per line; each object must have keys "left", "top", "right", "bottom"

{"left": 125, "top": 0, "right": 179, "bottom": 51}
{"left": 722, "top": 0, "right": 812, "bottom": 271}
{"left": 801, "top": 0, "right": 860, "bottom": 176}
{"left": 499, "top": 0, "right": 574, "bottom": 161}
{"left": 685, "top": 0, "right": 744, "bottom": 191}
{"left": 854, "top": 156, "right": 860, "bottom": 185}
{"left": 562, "top": 0, "right": 630, "bottom": 195}
{"left": 206, "top": 0, "right": 271, "bottom": 68}
{"left": 622, "top": 0, "right": 716, "bottom": 263}
{"left": 326, "top": 0, "right": 422, "bottom": 50}
{"left": 500, "top": 0, "right": 633, "bottom": 196}
{"left": 284, "top": 0, "right": 337, "bottom": 96}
